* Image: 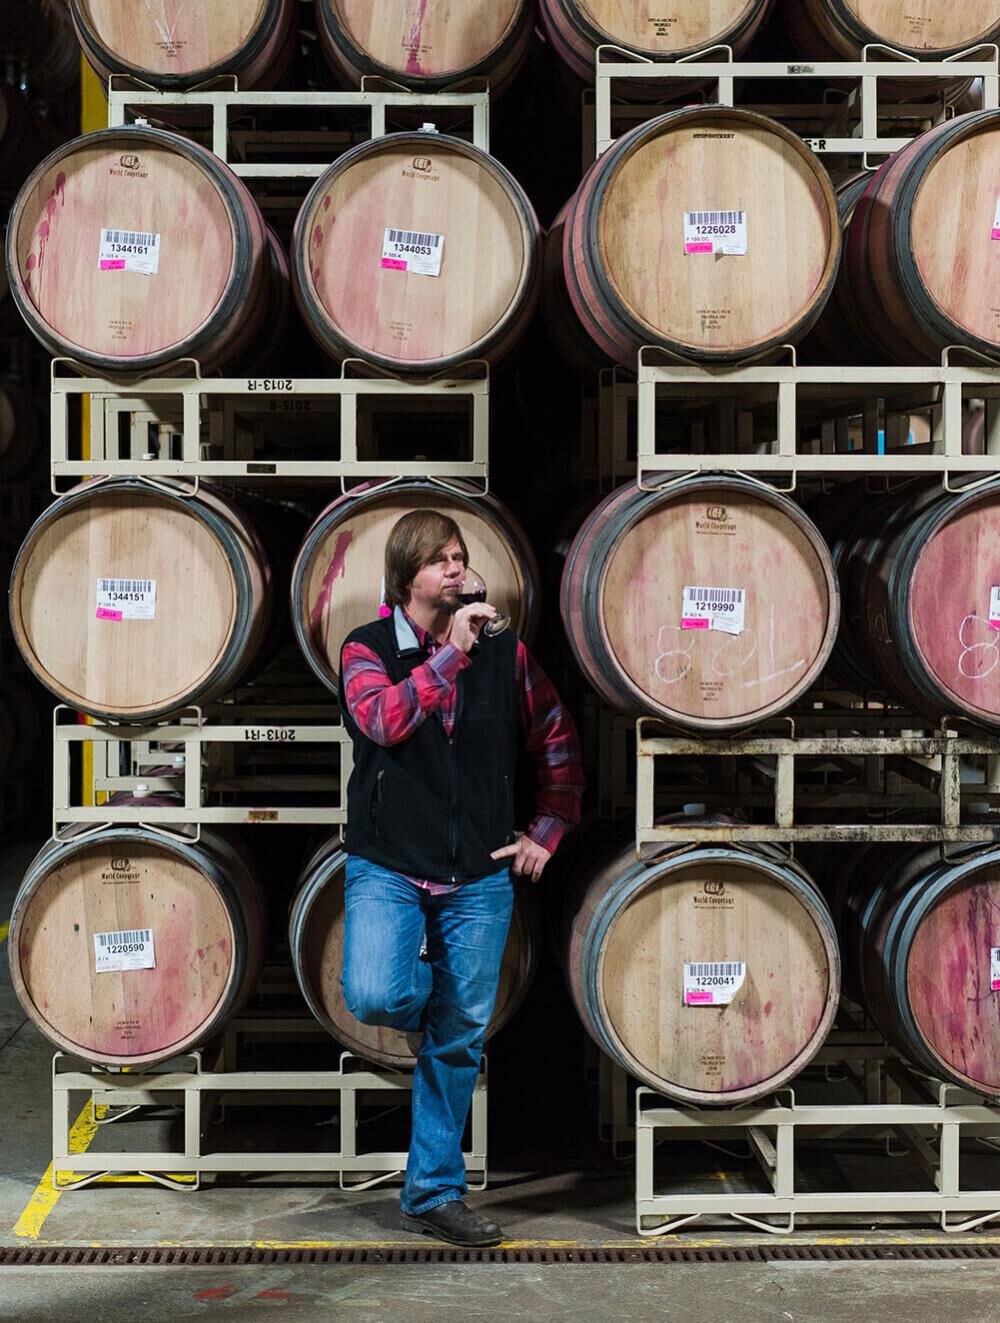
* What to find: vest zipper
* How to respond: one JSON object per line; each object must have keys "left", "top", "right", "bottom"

{"left": 371, "top": 768, "right": 385, "bottom": 837}
{"left": 447, "top": 734, "right": 458, "bottom": 883}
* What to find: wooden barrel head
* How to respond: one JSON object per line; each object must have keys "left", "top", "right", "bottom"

{"left": 296, "top": 486, "right": 536, "bottom": 690}
{"left": 597, "top": 117, "right": 837, "bottom": 355}
{"left": 571, "top": 0, "right": 765, "bottom": 54}
{"left": 905, "top": 866, "right": 1000, "bottom": 1093}
{"left": 291, "top": 851, "right": 536, "bottom": 1067}
{"left": 73, "top": 0, "right": 272, "bottom": 78}
{"left": 11, "top": 485, "right": 240, "bottom": 718}
{"left": 294, "top": 136, "right": 537, "bottom": 372}
{"left": 12, "top": 839, "right": 238, "bottom": 1064}
{"left": 842, "top": 1, "right": 1000, "bottom": 50}
{"left": 10, "top": 135, "right": 234, "bottom": 365}
{"left": 597, "top": 858, "right": 836, "bottom": 1100}
{"left": 906, "top": 487, "right": 1000, "bottom": 725}
{"left": 589, "top": 483, "right": 837, "bottom": 726}
{"left": 325, "top": 0, "right": 523, "bottom": 80}
{"left": 909, "top": 125, "right": 1000, "bottom": 349}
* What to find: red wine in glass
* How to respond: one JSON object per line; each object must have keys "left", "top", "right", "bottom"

{"left": 457, "top": 568, "right": 510, "bottom": 635}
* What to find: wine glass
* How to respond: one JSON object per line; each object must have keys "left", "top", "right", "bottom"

{"left": 456, "top": 566, "right": 510, "bottom": 636}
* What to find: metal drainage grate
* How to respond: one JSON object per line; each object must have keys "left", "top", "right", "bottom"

{"left": 3, "top": 1244, "right": 1000, "bottom": 1267}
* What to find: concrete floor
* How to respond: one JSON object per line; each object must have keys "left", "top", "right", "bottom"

{"left": 4, "top": 837, "right": 1000, "bottom": 1320}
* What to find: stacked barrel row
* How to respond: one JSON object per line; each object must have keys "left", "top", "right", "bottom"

{"left": 7, "top": 2, "right": 1000, "bottom": 1112}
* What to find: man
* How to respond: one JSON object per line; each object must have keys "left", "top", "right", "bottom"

{"left": 339, "top": 509, "right": 583, "bottom": 1248}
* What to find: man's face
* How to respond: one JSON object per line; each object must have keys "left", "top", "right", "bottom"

{"left": 407, "top": 537, "right": 466, "bottom": 615}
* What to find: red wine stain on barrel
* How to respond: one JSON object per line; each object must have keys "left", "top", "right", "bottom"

{"left": 322, "top": 194, "right": 331, "bottom": 211}
{"left": 308, "top": 529, "right": 355, "bottom": 651}
{"left": 405, "top": 0, "right": 429, "bottom": 75}
{"left": 312, "top": 226, "right": 323, "bottom": 248}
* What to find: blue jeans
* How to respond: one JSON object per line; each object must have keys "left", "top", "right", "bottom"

{"left": 341, "top": 855, "right": 514, "bottom": 1215}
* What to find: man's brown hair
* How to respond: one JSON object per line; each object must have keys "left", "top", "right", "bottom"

{"left": 384, "top": 510, "right": 468, "bottom": 609}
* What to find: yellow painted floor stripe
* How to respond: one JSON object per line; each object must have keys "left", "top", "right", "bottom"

{"left": 0, "top": 921, "right": 9, "bottom": 944}
{"left": 13, "top": 1101, "right": 104, "bottom": 1240}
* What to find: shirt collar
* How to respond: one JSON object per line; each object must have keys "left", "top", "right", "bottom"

{"left": 393, "top": 605, "right": 477, "bottom": 655}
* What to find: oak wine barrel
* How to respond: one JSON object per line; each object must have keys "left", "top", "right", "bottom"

{"left": 316, "top": 0, "right": 533, "bottom": 96}
{"left": 292, "top": 132, "right": 540, "bottom": 375}
{"left": 9, "top": 478, "right": 277, "bottom": 722}
{"left": 846, "top": 110, "right": 1000, "bottom": 364}
{"left": 0, "top": 382, "right": 43, "bottom": 480}
{"left": 0, "top": 85, "right": 48, "bottom": 195}
{"left": 555, "top": 106, "right": 841, "bottom": 368}
{"left": 70, "top": 0, "right": 297, "bottom": 91}
{"left": 560, "top": 477, "right": 839, "bottom": 731}
{"left": 5, "top": 126, "right": 287, "bottom": 376}
{"left": 828, "top": 478, "right": 1000, "bottom": 727}
{"left": 289, "top": 836, "right": 542, "bottom": 1068}
{"left": 9, "top": 826, "right": 266, "bottom": 1068}
{"left": 559, "top": 826, "right": 840, "bottom": 1105}
{"left": 540, "top": 0, "right": 774, "bottom": 90}
{"left": 291, "top": 478, "right": 541, "bottom": 693}
{"left": 838, "top": 842, "right": 1000, "bottom": 1099}
{"left": 0, "top": 0, "right": 79, "bottom": 100}
{"left": 804, "top": 170, "right": 886, "bottom": 365}
{"left": 786, "top": 2, "right": 997, "bottom": 99}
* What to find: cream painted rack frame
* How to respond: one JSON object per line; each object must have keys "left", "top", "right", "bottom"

{"left": 52, "top": 707, "right": 352, "bottom": 835}
{"left": 594, "top": 44, "right": 1000, "bottom": 159}
{"left": 635, "top": 1067, "right": 1000, "bottom": 1236}
{"left": 106, "top": 78, "right": 490, "bottom": 171}
{"left": 628, "top": 349, "right": 1000, "bottom": 491}
{"left": 49, "top": 359, "right": 490, "bottom": 491}
{"left": 52, "top": 1050, "right": 488, "bottom": 1192}
{"left": 634, "top": 718, "right": 1000, "bottom": 851}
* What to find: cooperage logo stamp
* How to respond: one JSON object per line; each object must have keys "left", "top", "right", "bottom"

{"left": 111, "top": 857, "right": 131, "bottom": 872}
{"left": 119, "top": 154, "right": 141, "bottom": 170}
{"left": 412, "top": 157, "right": 433, "bottom": 173}
{"left": 706, "top": 506, "right": 728, "bottom": 522}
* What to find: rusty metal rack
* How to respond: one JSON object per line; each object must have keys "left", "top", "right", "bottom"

{"left": 629, "top": 348, "right": 1000, "bottom": 489}
{"left": 594, "top": 43, "right": 1000, "bottom": 158}
{"left": 49, "top": 359, "right": 490, "bottom": 490}
{"left": 52, "top": 706, "right": 351, "bottom": 834}
{"left": 635, "top": 715, "right": 1000, "bottom": 849}
{"left": 106, "top": 78, "right": 490, "bottom": 169}
{"left": 635, "top": 1063, "right": 1000, "bottom": 1236}
{"left": 53, "top": 1050, "right": 488, "bottom": 1192}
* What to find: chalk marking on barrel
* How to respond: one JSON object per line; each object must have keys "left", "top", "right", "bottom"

{"left": 959, "top": 613, "right": 1000, "bottom": 680}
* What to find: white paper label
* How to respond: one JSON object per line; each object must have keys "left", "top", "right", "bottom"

{"left": 992, "top": 199, "right": 1000, "bottom": 241}
{"left": 381, "top": 226, "right": 444, "bottom": 277}
{"left": 992, "top": 947, "right": 1000, "bottom": 992}
{"left": 96, "top": 577, "right": 156, "bottom": 621}
{"left": 989, "top": 586, "right": 1000, "bottom": 630}
{"left": 98, "top": 228, "right": 160, "bottom": 275}
{"left": 681, "top": 586, "right": 745, "bottom": 635}
{"left": 684, "top": 210, "right": 747, "bottom": 256}
{"left": 94, "top": 927, "right": 155, "bottom": 973}
{"left": 684, "top": 960, "right": 746, "bottom": 1006}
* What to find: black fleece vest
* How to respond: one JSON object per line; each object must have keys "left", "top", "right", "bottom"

{"left": 340, "top": 611, "right": 519, "bottom": 883}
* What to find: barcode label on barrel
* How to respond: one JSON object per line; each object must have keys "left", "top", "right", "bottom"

{"left": 992, "top": 947, "right": 1000, "bottom": 991}
{"left": 96, "top": 578, "right": 156, "bottom": 621}
{"left": 684, "top": 960, "right": 746, "bottom": 1005}
{"left": 98, "top": 228, "right": 160, "bottom": 275}
{"left": 989, "top": 586, "right": 1000, "bottom": 630}
{"left": 684, "top": 209, "right": 747, "bottom": 256}
{"left": 681, "top": 586, "right": 745, "bottom": 635}
{"left": 94, "top": 928, "right": 155, "bottom": 973}
{"left": 381, "top": 226, "right": 444, "bottom": 277}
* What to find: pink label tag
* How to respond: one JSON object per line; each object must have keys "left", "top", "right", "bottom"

{"left": 381, "top": 258, "right": 407, "bottom": 271}
{"left": 378, "top": 604, "right": 392, "bottom": 619}
{"left": 993, "top": 979, "right": 1000, "bottom": 991}
{"left": 680, "top": 617, "right": 709, "bottom": 629}
{"left": 96, "top": 606, "right": 123, "bottom": 621}
{"left": 991, "top": 621, "right": 1000, "bottom": 631}
{"left": 99, "top": 259, "right": 126, "bottom": 270}
{"left": 684, "top": 242, "right": 713, "bottom": 254}
{"left": 992, "top": 228, "right": 1000, "bottom": 240}
{"left": 686, "top": 990, "right": 714, "bottom": 1004}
